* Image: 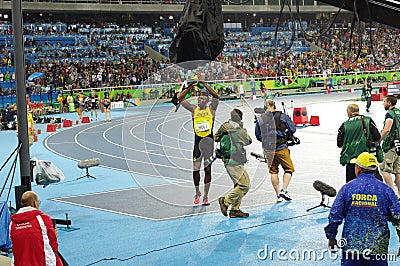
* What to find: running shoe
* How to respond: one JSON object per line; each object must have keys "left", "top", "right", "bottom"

{"left": 194, "top": 194, "right": 201, "bottom": 204}
{"left": 276, "top": 195, "right": 284, "bottom": 203}
{"left": 279, "top": 189, "right": 292, "bottom": 201}
{"left": 203, "top": 197, "right": 210, "bottom": 206}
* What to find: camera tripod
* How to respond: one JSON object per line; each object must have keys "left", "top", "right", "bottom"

{"left": 76, "top": 167, "right": 97, "bottom": 180}
{"left": 306, "top": 193, "right": 332, "bottom": 212}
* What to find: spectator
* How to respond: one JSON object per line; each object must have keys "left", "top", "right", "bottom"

{"left": 10, "top": 191, "right": 63, "bottom": 266}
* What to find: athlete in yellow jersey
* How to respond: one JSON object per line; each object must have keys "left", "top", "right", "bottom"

{"left": 180, "top": 80, "right": 219, "bottom": 205}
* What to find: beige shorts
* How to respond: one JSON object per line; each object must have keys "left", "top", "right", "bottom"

{"left": 264, "top": 148, "right": 295, "bottom": 175}
{"left": 380, "top": 148, "right": 400, "bottom": 174}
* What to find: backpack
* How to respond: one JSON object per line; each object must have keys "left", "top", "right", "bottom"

{"left": 218, "top": 130, "right": 247, "bottom": 164}
{"left": 259, "top": 111, "right": 287, "bottom": 150}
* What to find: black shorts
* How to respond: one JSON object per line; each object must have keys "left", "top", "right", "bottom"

{"left": 193, "top": 136, "right": 214, "bottom": 162}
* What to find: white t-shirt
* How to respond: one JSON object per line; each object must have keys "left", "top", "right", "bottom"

{"left": 239, "top": 85, "right": 245, "bottom": 94}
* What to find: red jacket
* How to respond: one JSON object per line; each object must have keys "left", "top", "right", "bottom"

{"left": 10, "top": 207, "right": 62, "bottom": 266}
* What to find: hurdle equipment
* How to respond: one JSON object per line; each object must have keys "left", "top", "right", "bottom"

{"left": 77, "top": 158, "right": 100, "bottom": 180}
{"left": 379, "top": 86, "right": 388, "bottom": 96}
{"left": 371, "top": 93, "right": 383, "bottom": 101}
{"left": 309, "top": 116, "right": 320, "bottom": 126}
{"left": 46, "top": 124, "right": 56, "bottom": 132}
{"left": 82, "top": 116, "right": 90, "bottom": 123}
{"left": 63, "top": 120, "right": 72, "bottom": 128}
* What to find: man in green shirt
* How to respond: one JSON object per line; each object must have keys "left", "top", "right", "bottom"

{"left": 337, "top": 104, "right": 380, "bottom": 182}
{"left": 380, "top": 95, "right": 400, "bottom": 196}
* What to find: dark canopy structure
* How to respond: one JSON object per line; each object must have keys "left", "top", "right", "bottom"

{"left": 169, "top": 0, "right": 225, "bottom": 63}
{"left": 318, "top": 0, "right": 400, "bottom": 28}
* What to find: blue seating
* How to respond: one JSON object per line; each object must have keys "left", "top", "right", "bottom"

{"left": 0, "top": 81, "right": 15, "bottom": 90}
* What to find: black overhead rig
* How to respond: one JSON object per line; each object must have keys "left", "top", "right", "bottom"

{"left": 317, "top": 0, "right": 400, "bottom": 29}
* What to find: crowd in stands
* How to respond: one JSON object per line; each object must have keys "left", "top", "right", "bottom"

{"left": 314, "top": 23, "right": 400, "bottom": 68}
{"left": 217, "top": 21, "right": 400, "bottom": 78}
{"left": 0, "top": 18, "right": 398, "bottom": 97}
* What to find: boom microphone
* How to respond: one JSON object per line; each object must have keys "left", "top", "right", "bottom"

{"left": 250, "top": 152, "right": 266, "bottom": 162}
{"left": 78, "top": 158, "right": 101, "bottom": 169}
{"left": 313, "top": 180, "right": 337, "bottom": 197}
{"left": 254, "top": 107, "right": 266, "bottom": 114}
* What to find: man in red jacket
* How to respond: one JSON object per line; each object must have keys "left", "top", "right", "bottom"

{"left": 10, "top": 191, "right": 62, "bottom": 266}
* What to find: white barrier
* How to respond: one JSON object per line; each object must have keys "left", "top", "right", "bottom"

{"left": 111, "top": 101, "right": 124, "bottom": 109}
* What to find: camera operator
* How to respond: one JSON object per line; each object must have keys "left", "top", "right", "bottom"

{"left": 380, "top": 95, "right": 400, "bottom": 196}
{"left": 255, "top": 99, "right": 296, "bottom": 203}
{"left": 337, "top": 104, "right": 381, "bottom": 183}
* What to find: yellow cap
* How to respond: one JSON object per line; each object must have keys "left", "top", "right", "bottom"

{"left": 350, "top": 152, "right": 378, "bottom": 170}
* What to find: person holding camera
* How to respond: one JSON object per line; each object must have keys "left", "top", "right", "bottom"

{"left": 215, "top": 109, "right": 252, "bottom": 218}
{"left": 10, "top": 191, "right": 63, "bottom": 266}
{"left": 325, "top": 152, "right": 400, "bottom": 265}
{"left": 255, "top": 99, "right": 296, "bottom": 203}
{"left": 337, "top": 104, "right": 381, "bottom": 183}
{"left": 380, "top": 95, "right": 400, "bottom": 196}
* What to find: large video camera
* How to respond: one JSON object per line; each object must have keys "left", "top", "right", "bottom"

{"left": 215, "top": 148, "right": 223, "bottom": 159}
{"left": 394, "top": 138, "right": 400, "bottom": 156}
{"left": 286, "top": 134, "right": 300, "bottom": 146}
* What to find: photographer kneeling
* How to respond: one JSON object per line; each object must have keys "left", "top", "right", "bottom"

{"left": 255, "top": 99, "right": 297, "bottom": 203}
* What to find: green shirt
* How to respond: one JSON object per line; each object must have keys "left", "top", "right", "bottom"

{"left": 340, "top": 116, "right": 370, "bottom": 165}
{"left": 382, "top": 107, "right": 400, "bottom": 152}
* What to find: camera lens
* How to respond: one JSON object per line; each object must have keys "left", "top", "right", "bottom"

{"left": 394, "top": 139, "right": 400, "bottom": 155}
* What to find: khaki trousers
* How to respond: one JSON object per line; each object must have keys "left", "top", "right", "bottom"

{"left": 224, "top": 164, "right": 250, "bottom": 211}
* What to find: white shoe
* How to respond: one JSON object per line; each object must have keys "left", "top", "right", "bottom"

{"left": 279, "top": 189, "right": 292, "bottom": 201}
{"left": 276, "top": 196, "right": 284, "bottom": 203}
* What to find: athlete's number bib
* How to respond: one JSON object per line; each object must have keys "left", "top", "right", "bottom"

{"left": 195, "top": 121, "right": 210, "bottom": 132}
